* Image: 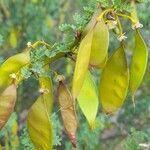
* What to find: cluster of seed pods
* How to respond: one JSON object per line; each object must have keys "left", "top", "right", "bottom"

{"left": 0, "top": 1, "right": 148, "bottom": 149}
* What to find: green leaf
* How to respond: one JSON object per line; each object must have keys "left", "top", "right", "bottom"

{"left": 30, "top": 47, "right": 46, "bottom": 62}
{"left": 45, "top": 48, "right": 58, "bottom": 58}
{"left": 21, "top": 66, "right": 32, "bottom": 79}
{"left": 51, "top": 113, "right": 62, "bottom": 146}
{"left": 31, "top": 62, "right": 44, "bottom": 74}
{"left": 123, "top": 130, "right": 148, "bottom": 150}
{"left": 59, "top": 24, "right": 76, "bottom": 32}
{"left": 20, "top": 127, "right": 34, "bottom": 150}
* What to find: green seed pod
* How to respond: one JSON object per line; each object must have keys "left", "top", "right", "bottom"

{"left": 77, "top": 70, "right": 98, "bottom": 128}
{"left": 27, "top": 75, "right": 53, "bottom": 150}
{"left": 100, "top": 46, "right": 129, "bottom": 113}
{"left": 130, "top": 30, "right": 148, "bottom": 103}
{"left": 82, "top": 9, "right": 100, "bottom": 37}
{"left": 9, "top": 28, "right": 18, "bottom": 49}
{"left": 72, "top": 30, "right": 93, "bottom": 99}
{"left": 89, "top": 20, "right": 109, "bottom": 68}
{"left": 0, "top": 50, "right": 30, "bottom": 92}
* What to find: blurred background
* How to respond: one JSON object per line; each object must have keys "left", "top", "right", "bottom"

{"left": 0, "top": 0, "right": 149, "bottom": 149}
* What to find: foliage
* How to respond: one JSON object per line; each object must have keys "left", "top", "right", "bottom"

{"left": 123, "top": 129, "right": 149, "bottom": 150}
{"left": 19, "top": 127, "right": 35, "bottom": 150}
{"left": 0, "top": 0, "right": 149, "bottom": 149}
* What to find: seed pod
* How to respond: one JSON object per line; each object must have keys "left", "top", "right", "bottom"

{"left": 77, "top": 71, "right": 98, "bottom": 128}
{"left": 0, "top": 84, "right": 17, "bottom": 129}
{"left": 9, "top": 28, "right": 18, "bottom": 49}
{"left": 130, "top": 30, "right": 148, "bottom": 104}
{"left": 0, "top": 50, "right": 30, "bottom": 92}
{"left": 27, "top": 76, "right": 53, "bottom": 150}
{"left": 72, "top": 30, "right": 93, "bottom": 99}
{"left": 89, "top": 20, "right": 109, "bottom": 68}
{"left": 10, "top": 116, "right": 19, "bottom": 149}
{"left": 58, "top": 81, "right": 77, "bottom": 148}
{"left": 39, "top": 76, "right": 53, "bottom": 112}
{"left": 82, "top": 9, "right": 100, "bottom": 37}
{"left": 100, "top": 46, "right": 129, "bottom": 113}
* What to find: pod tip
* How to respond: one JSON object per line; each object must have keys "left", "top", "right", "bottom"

{"left": 68, "top": 132, "right": 76, "bottom": 148}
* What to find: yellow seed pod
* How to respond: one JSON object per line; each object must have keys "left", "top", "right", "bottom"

{"left": 82, "top": 9, "right": 100, "bottom": 37}
{"left": 10, "top": 119, "right": 19, "bottom": 149}
{"left": 0, "top": 84, "right": 17, "bottom": 129}
{"left": 0, "top": 50, "right": 30, "bottom": 92}
{"left": 130, "top": 30, "right": 148, "bottom": 100}
{"left": 72, "top": 30, "right": 93, "bottom": 99}
{"left": 90, "top": 20, "right": 109, "bottom": 68}
{"left": 9, "top": 28, "right": 18, "bottom": 49}
{"left": 45, "top": 16, "right": 53, "bottom": 28}
{"left": 32, "top": 0, "right": 38, "bottom": 4}
{"left": 77, "top": 70, "right": 98, "bottom": 128}
{"left": 11, "top": 119, "right": 18, "bottom": 136}
{"left": 58, "top": 81, "right": 77, "bottom": 148}
{"left": 27, "top": 76, "right": 53, "bottom": 150}
{"left": 39, "top": 76, "right": 53, "bottom": 112}
{"left": 100, "top": 46, "right": 129, "bottom": 113}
